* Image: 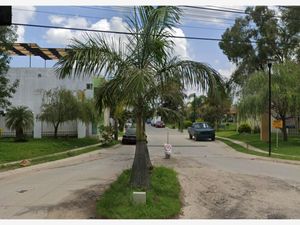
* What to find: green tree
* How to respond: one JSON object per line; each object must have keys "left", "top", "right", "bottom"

{"left": 76, "top": 90, "right": 99, "bottom": 137}
{"left": 219, "top": 6, "right": 300, "bottom": 87}
{"left": 0, "top": 26, "right": 19, "bottom": 109}
{"left": 38, "top": 88, "right": 79, "bottom": 138}
{"left": 5, "top": 106, "right": 33, "bottom": 141}
{"left": 56, "top": 6, "right": 223, "bottom": 188}
{"left": 238, "top": 61, "right": 300, "bottom": 141}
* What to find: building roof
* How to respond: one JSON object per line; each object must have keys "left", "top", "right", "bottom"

{"left": 9, "top": 43, "right": 67, "bottom": 60}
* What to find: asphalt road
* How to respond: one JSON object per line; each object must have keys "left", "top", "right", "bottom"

{"left": 0, "top": 126, "right": 299, "bottom": 219}
{"left": 146, "top": 126, "right": 300, "bottom": 183}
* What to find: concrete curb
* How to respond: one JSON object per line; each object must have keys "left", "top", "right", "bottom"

{"left": 217, "top": 136, "right": 300, "bottom": 166}
{"left": 0, "top": 143, "right": 121, "bottom": 178}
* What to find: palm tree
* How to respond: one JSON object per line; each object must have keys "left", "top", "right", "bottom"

{"left": 56, "top": 6, "right": 224, "bottom": 189}
{"left": 5, "top": 106, "right": 34, "bottom": 141}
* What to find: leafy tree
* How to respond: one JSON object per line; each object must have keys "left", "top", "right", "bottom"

{"left": 5, "top": 106, "right": 33, "bottom": 141}
{"left": 0, "top": 26, "right": 19, "bottom": 109}
{"left": 56, "top": 6, "right": 223, "bottom": 188}
{"left": 38, "top": 88, "right": 79, "bottom": 138}
{"left": 76, "top": 90, "right": 99, "bottom": 137}
{"left": 238, "top": 61, "right": 300, "bottom": 141}
{"left": 219, "top": 6, "right": 300, "bottom": 87}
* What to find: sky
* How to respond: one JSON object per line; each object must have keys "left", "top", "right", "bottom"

{"left": 9, "top": 5, "right": 245, "bottom": 89}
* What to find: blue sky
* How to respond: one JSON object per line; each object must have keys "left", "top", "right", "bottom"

{"left": 10, "top": 6, "right": 244, "bottom": 80}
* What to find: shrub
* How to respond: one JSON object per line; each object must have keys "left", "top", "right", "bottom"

{"left": 183, "top": 120, "right": 193, "bottom": 129}
{"left": 196, "top": 118, "right": 204, "bottom": 122}
{"left": 99, "top": 125, "right": 114, "bottom": 145}
{"left": 238, "top": 124, "right": 251, "bottom": 134}
{"left": 253, "top": 125, "right": 260, "bottom": 134}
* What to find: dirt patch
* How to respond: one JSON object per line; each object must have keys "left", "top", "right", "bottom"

{"left": 45, "top": 183, "right": 111, "bottom": 219}
{"left": 154, "top": 156, "right": 300, "bottom": 219}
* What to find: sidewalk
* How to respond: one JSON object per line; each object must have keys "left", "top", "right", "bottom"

{"left": 217, "top": 136, "right": 300, "bottom": 162}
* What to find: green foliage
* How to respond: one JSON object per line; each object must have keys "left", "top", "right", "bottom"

{"left": 5, "top": 106, "right": 34, "bottom": 142}
{"left": 238, "top": 61, "right": 300, "bottom": 141}
{"left": 238, "top": 123, "right": 251, "bottom": 134}
{"left": 253, "top": 125, "right": 260, "bottom": 134}
{"left": 38, "top": 88, "right": 79, "bottom": 138}
{"left": 219, "top": 6, "right": 300, "bottom": 86}
{"left": 0, "top": 137, "right": 100, "bottom": 164}
{"left": 96, "top": 167, "right": 181, "bottom": 219}
{"left": 196, "top": 118, "right": 204, "bottom": 122}
{"left": 0, "top": 26, "right": 18, "bottom": 109}
{"left": 99, "top": 125, "right": 114, "bottom": 145}
{"left": 183, "top": 120, "right": 193, "bottom": 128}
{"left": 77, "top": 97, "right": 98, "bottom": 124}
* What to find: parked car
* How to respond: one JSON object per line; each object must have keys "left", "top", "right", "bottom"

{"left": 155, "top": 121, "right": 165, "bottom": 128}
{"left": 122, "top": 128, "right": 136, "bottom": 144}
{"left": 187, "top": 122, "right": 215, "bottom": 141}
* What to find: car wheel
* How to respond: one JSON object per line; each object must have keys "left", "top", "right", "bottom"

{"left": 195, "top": 136, "right": 200, "bottom": 141}
{"left": 189, "top": 134, "right": 192, "bottom": 139}
{"left": 211, "top": 136, "right": 215, "bottom": 141}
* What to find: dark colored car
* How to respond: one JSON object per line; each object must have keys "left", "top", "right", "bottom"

{"left": 122, "top": 128, "right": 136, "bottom": 144}
{"left": 155, "top": 121, "right": 165, "bottom": 128}
{"left": 187, "top": 122, "right": 215, "bottom": 141}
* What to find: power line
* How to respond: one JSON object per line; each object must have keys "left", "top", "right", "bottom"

{"left": 181, "top": 6, "right": 300, "bottom": 23}
{"left": 13, "top": 7, "right": 109, "bottom": 20}
{"left": 12, "top": 22, "right": 229, "bottom": 42}
{"left": 13, "top": 7, "right": 231, "bottom": 32}
{"left": 181, "top": 6, "right": 246, "bottom": 14}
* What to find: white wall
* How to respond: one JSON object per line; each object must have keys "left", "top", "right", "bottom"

{"left": 0, "top": 67, "right": 94, "bottom": 138}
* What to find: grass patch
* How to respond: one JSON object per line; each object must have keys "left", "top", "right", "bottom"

{"left": 0, "top": 140, "right": 120, "bottom": 171}
{"left": 0, "top": 137, "right": 100, "bottom": 164}
{"left": 96, "top": 166, "right": 181, "bottom": 219}
{"left": 216, "top": 130, "right": 300, "bottom": 157}
{"left": 219, "top": 138, "right": 300, "bottom": 161}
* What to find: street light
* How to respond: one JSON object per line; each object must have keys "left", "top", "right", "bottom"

{"left": 267, "top": 61, "right": 272, "bottom": 157}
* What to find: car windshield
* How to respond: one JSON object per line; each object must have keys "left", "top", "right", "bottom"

{"left": 125, "top": 128, "right": 136, "bottom": 135}
{"left": 194, "top": 123, "right": 211, "bottom": 129}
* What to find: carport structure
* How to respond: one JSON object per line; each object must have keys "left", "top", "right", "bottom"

{"left": 8, "top": 43, "right": 68, "bottom": 67}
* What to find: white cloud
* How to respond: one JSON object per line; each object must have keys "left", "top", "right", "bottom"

{"left": 12, "top": 6, "right": 36, "bottom": 42}
{"left": 218, "top": 63, "right": 236, "bottom": 79}
{"left": 49, "top": 15, "right": 66, "bottom": 25}
{"left": 44, "top": 15, "right": 190, "bottom": 60}
{"left": 44, "top": 16, "right": 128, "bottom": 45}
{"left": 167, "top": 27, "right": 190, "bottom": 59}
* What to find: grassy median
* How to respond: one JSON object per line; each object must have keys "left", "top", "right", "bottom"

{"left": 96, "top": 167, "right": 181, "bottom": 219}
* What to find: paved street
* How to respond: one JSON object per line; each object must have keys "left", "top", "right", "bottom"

{"left": 0, "top": 126, "right": 299, "bottom": 219}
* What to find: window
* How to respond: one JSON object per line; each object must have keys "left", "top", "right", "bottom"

{"left": 86, "top": 83, "right": 93, "bottom": 90}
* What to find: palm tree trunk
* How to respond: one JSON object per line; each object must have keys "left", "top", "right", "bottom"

{"left": 130, "top": 113, "right": 150, "bottom": 189}
{"left": 113, "top": 117, "right": 118, "bottom": 141}
{"left": 142, "top": 118, "right": 153, "bottom": 170}
{"left": 16, "top": 127, "right": 24, "bottom": 141}
{"left": 54, "top": 124, "right": 59, "bottom": 139}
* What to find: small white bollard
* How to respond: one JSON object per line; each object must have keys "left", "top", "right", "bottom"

{"left": 164, "top": 143, "right": 172, "bottom": 159}
{"left": 132, "top": 191, "right": 146, "bottom": 205}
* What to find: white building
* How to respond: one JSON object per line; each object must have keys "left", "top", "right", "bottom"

{"left": 0, "top": 67, "right": 96, "bottom": 138}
